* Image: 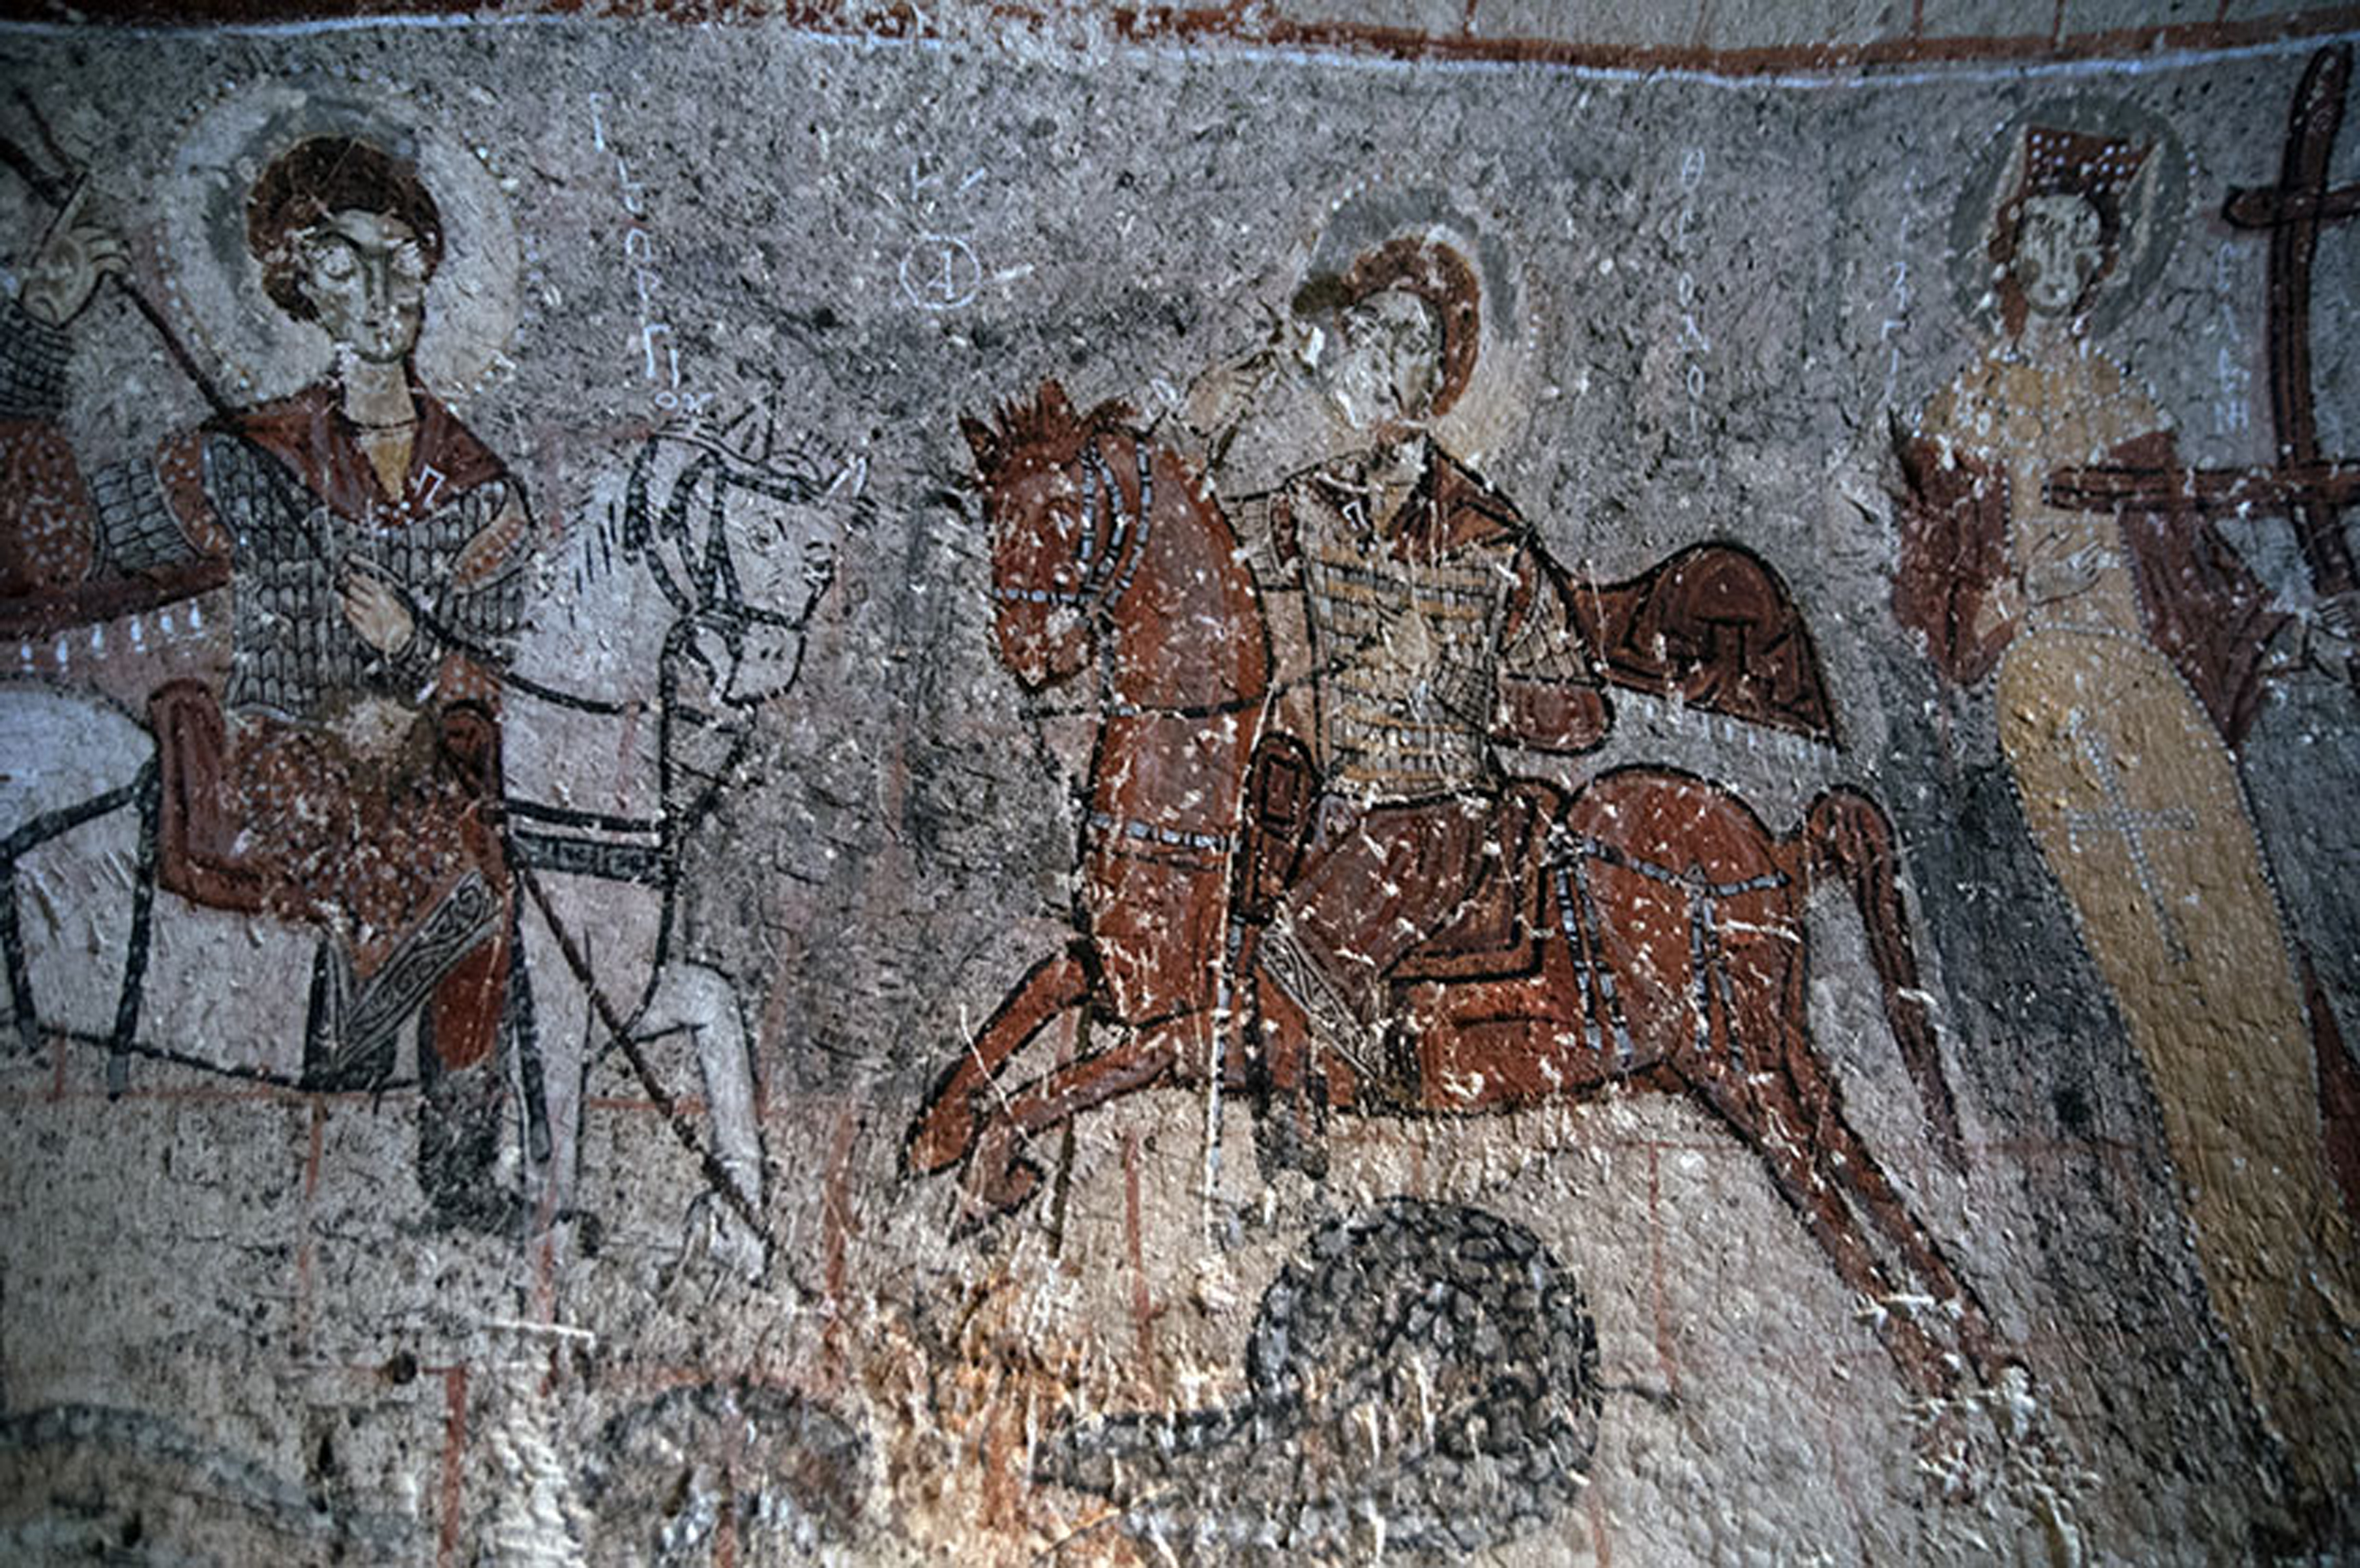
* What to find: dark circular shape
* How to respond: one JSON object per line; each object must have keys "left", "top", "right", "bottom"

{"left": 1238, "top": 1198, "right": 1603, "bottom": 1557}
{"left": 1039, "top": 1200, "right": 1600, "bottom": 1562}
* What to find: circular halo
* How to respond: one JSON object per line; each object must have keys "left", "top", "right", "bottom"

{"left": 157, "top": 76, "right": 522, "bottom": 406}
{"left": 1944, "top": 95, "right": 2189, "bottom": 340}
{"left": 1295, "top": 182, "right": 1539, "bottom": 471}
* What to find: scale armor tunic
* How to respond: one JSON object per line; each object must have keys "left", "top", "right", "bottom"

{"left": 187, "top": 433, "right": 526, "bottom": 722}
{"left": 128, "top": 383, "right": 536, "bottom": 1078}
{"left": 1247, "top": 442, "right": 1607, "bottom": 1049}
{"left": 1268, "top": 444, "right": 1599, "bottom": 806}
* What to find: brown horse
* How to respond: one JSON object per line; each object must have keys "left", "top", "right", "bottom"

{"left": 909, "top": 382, "right": 1994, "bottom": 1398}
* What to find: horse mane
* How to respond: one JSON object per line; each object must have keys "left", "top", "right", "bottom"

{"left": 960, "top": 380, "right": 1137, "bottom": 486}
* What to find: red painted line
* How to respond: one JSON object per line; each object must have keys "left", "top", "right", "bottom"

{"left": 608, "top": 699, "right": 642, "bottom": 819}
{"left": 822, "top": 1104, "right": 860, "bottom": 1306}
{"left": 303, "top": 1097, "right": 327, "bottom": 1196}
{"left": 3, "top": 0, "right": 2355, "bottom": 80}
{"left": 531, "top": 1225, "right": 560, "bottom": 1325}
{"left": 1123, "top": 1127, "right": 1157, "bottom": 1394}
{"left": 1585, "top": 1471, "right": 1613, "bottom": 1567}
{"left": 293, "top": 1098, "right": 326, "bottom": 1348}
{"left": 753, "top": 960, "right": 801, "bottom": 1118}
{"left": 1099, "top": 3, "right": 2360, "bottom": 73}
{"left": 812, "top": 1104, "right": 862, "bottom": 1398}
{"left": 437, "top": 1366, "right": 469, "bottom": 1568}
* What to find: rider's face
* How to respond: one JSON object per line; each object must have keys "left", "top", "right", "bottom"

{"left": 1309, "top": 289, "right": 1442, "bottom": 435}
{"left": 297, "top": 209, "right": 431, "bottom": 364}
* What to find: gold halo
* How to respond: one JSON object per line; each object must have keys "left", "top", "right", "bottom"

{"left": 157, "top": 73, "right": 522, "bottom": 407}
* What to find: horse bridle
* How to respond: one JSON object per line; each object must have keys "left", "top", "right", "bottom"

{"left": 993, "top": 435, "right": 1154, "bottom": 617}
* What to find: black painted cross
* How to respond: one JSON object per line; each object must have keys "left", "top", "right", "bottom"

{"left": 2047, "top": 45, "right": 2360, "bottom": 653}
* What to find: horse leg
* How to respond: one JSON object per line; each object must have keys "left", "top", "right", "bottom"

{"left": 106, "top": 763, "right": 162, "bottom": 1097}
{"left": 1794, "top": 789, "right": 1961, "bottom": 1165}
{"left": 1775, "top": 1038, "right": 1999, "bottom": 1381}
{"left": 965, "top": 1029, "right": 1178, "bottom": 1216}
{"left": 1678, "top": 1062, "right": 1961, "bottom": 1400}
{"left": 1246, "top": 954, "right": 1328, "bottom": 1181}
{"left": 907, "top": 948, "right": 1090, "bottom": 1175}
{"left": 639, "top": 957, "right": 767, "bottom": 1278}
{"left": 1, "top": 773, "right": 149, "bottom": 1058}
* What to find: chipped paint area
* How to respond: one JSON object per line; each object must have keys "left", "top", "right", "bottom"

{"left": 1, "top": 9, "right": 2357, "bottom": 1563}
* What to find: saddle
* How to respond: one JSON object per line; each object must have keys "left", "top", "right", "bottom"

{"left": 1232, "top": 735, "right": 1561, "bottom": 983}
{"left": 1391, "top": 781, "right": 1560, "bottom": 983}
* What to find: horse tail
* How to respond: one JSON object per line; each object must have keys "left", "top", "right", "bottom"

{"left": 1793, "top": 788, "right": 1963, "bottom": 1168}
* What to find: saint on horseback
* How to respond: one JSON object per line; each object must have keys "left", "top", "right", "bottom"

{"left": 3, "top": 134, "right": 534, "bottom": 1229}
{"left": 910, "top": 229, "right": 1994, "bottom": 1400}
{"left": 0, "top": 107, "right": 856, "bottom": 1270}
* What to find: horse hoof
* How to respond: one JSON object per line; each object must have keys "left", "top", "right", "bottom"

{"left": 1253, "top": 1099, "right": 1329, "bottom": 1183}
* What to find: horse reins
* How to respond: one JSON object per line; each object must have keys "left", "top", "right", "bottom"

{"left": 994, "top": 435, "right": 1154, "bottom": 617}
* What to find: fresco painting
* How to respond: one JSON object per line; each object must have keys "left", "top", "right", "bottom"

{"left": 1894, "top": 78, "right": 2360, "bottom": 1495}
{"left": 0, "top": 12, "right": 2357, "bottom": 1563}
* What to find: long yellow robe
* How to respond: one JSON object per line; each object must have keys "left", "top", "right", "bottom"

{"left": 1925, "top": 335, "right": 2359, "bottom": 1492}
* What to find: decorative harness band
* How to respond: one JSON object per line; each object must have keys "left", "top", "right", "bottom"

{"left": 994, "top": 435, "right": 1155, "bottom": 616}
{"left": 1085, "top": 810, "right": 1237, "bottom": 857}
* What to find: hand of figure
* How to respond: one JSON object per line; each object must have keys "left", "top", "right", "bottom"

{"left": 17, "top": 184, "right": 128, "bottom": 328}
{"left": 1969, "top": 574, "right": 2024, "bottom": 647}
{"left": 340, "top": 568, "right": 416, "bottom": 656}
{"left": 2016, "top": 527, "right": 2104, "bottom": 603}
{"left": 1183, "top": 342, "right": 1282, "bottom": 445}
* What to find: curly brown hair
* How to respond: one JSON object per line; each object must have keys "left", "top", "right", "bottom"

{"left": 246, "top": 136, "right": 443, "bottom": 322}
{"left": 1292, "top": 237, "right": 1482, "bottom": 418}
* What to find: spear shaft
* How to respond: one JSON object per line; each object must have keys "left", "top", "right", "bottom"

{"left": 0, "top": 129, "right": 237, "bottom": 421}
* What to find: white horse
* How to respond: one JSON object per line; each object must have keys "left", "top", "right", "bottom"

{"left": 0, "top": 404, "right": 857, "bottom": 1278}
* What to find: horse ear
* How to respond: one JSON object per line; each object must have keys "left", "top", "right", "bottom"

{"left": 1040, "top": 380, "right": 1073, "bottom": 423}
{"left": 959, "top": 412, "right": 999, "bottom": 472}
